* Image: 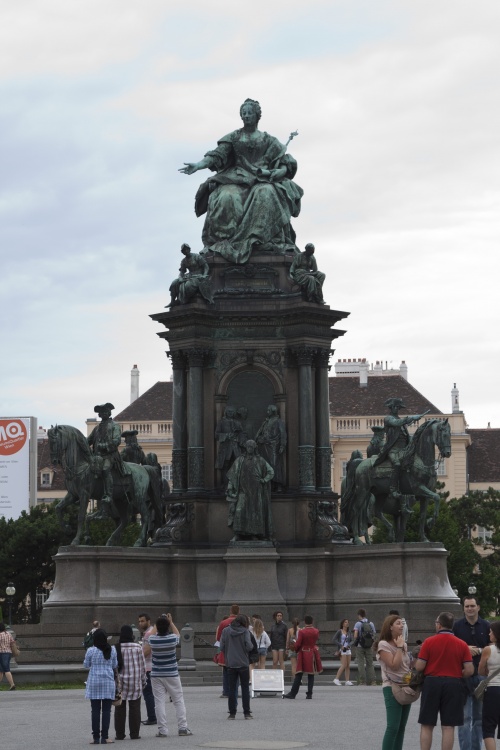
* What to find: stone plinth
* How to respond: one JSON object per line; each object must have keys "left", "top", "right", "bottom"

{"left": 41, "top": 542, "right": 460, "bottom": 632}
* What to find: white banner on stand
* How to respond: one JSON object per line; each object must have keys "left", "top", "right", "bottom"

{"left": 0, "top": 418, "right": 31, "bottom": 520}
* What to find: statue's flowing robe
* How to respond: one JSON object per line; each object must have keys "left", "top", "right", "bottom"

{"left": 226, "top": 454, "right": 274, "bottom": 538}
{"left": 255, "top": 416, "right": 287, "bottom": 485}
{"left": 195, "top": 129, "right": 303, "bottom": 264}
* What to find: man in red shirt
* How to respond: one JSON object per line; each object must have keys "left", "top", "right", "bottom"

{"left": 415, "top": 612, "right": 474, "bottom": 750}
{"left": 216, "top": 604, "right": 240, "bottom": 698}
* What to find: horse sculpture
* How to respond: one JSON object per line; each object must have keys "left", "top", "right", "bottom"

{"left": 48, "top": 424, "right": 163, "bottom": 547}
{"left": 341, "top": 419, "right": 451, "bottom": 544}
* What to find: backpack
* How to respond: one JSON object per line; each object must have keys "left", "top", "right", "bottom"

{"left": 358, "top": 621, "right": 374, "bottom": 649}
{"left": 83, "top": 631, "right": 94, "bottom": 649}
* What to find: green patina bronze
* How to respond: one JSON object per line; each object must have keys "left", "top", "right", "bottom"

{"left": 179, "top": 98, "right": 303, "bottom": 264}
{"left": 290, "top": 243, "right": 325, "bottom": 303}
{"left": 167, "top": 243, "right": 214, "bottom": 306}
{"left": 226, "top": 439, "right": 274, "bottom": 542}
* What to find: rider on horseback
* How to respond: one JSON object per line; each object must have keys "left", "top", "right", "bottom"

{"left": 374, "top": 398, "right": 429, "bottom": 518}
{"left": 88, "top": 403, "right": 127, "bottom": 518}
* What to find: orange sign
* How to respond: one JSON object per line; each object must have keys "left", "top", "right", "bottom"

{"left": 0, "top": 419, "right": 28, "bottom": 456}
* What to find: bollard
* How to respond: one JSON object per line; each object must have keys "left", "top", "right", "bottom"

{"left": 178, "top": 623, "right": 196, "bottom": 670}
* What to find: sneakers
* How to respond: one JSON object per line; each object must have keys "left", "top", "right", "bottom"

{"left": 333, "top": 678, "right": 342, "bottom": 686}
{"left": 345, "top": 681, "right": 353, "bottom": 686}
{"left": 244, "top": 713, "right": 253, "bottom": 720}
{"left": 142, "top": 720, "right": 157, "bottom": 725}
{"left": 155, "top": 733, "right": 168, "bottom": 738}
{"left": 178, "top": 728, "right": 193, "bottom": 736}
{"left": 228, "top": 714, "right": 236, "bottom": 720}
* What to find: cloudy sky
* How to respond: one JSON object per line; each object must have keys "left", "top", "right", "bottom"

{"left": 1, "top": 0, "right": 499, "bottom": 434}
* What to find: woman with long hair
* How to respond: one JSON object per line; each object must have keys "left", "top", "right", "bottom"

{"left": 332, "top": 619, "right": 353, "bottom": 686}
{"left": 376, "top": 615, "right": 413, "bottom": 750}
{"left": 478, "top": 620, "right": 500, "bottom": 750}
{"left": 84, "top": 628, "right": 118, "bottom": 744}
{"left": 253, "top": 618, "right": 271, "bottom": 670}
{"left": 286, "top": 618, "right": 301, "bottom": 679}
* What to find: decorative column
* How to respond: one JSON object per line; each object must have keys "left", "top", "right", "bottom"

{"left": 186, "top": 348, "right": 207, "bottom": 491}
{"left": 294, "top": 347, "right": 316, "bottom": 492}
{"left": 168, "top": 350, "right": 187, "bottom": 492}
{"left": 315, "top": 348, "right": 332, "bottom": 492}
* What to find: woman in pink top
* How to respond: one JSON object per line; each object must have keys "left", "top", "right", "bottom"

{"left": 376, "top": 615, "right": 413, "bottom": 750}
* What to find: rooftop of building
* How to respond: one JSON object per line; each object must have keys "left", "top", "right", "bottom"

{"left": 466, "top": 428, "right": 500, "bottom": 483}
{"left": 114, "top": 381, "right": 173, "bottom": 422}
{"left": 329, "top": 374, "right": 441, "bottom": 416}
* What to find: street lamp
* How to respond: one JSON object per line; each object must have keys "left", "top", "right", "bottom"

{"left": 5, "top": 583, "right": 15, "bottom": 628}
{"left": 468, "top": 584, "right": 477, "bottom": 596}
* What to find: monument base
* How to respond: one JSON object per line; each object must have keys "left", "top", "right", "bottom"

{"left": 42, "top": 542, "right": 459, "bottom": 639}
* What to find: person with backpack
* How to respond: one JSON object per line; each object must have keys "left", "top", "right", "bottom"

{"left": 353, "top": 608, "right": 376, "bottom": 685}
{"left": 84, "top": 620, "right": 101, "bottom": 650}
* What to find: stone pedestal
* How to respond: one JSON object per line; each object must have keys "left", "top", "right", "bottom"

{"left": 42, "top": 542, "right": 460, "bottom": 636}
{"left": 216, "top": 545, "right": 286, "bottom": 620}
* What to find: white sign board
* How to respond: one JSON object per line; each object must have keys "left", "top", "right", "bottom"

{"left": 0, "top": 418, "right": 31, "bottom": 520}
{"left": 251, "top": 668, "right": 285, "bottom": 697}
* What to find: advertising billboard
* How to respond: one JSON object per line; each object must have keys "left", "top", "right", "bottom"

{"left": 0, "top": 417, "right": 32, "bottom": 520}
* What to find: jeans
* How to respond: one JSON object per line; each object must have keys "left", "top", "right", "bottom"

{"left": 222, "top": 666, "right": 240, "bottom": 705}
{"left": 357, "top": 646, "right": 376, "bottom": 684}
{"left": 114, "top": 697, "right": 141, "bottom": 739}
{"left": 458, "top": 691, "right": 483, "bottom": 750}
{"left": 151, "top": 675, "right": 188, "bottom": 736}
{"left": 90, "top": 698, "right": 112, "bottom": 742}
{"left": 227, "top": 667, "right": 250, "bottom": 716}
{"left": 142, "top": 671, "right": 156, "bottom": 722}
{"left": 382, "top": 686, "right": 411, "bottom": 750}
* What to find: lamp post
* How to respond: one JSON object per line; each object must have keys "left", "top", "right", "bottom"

{"left": 6, "top": 583, "right": 15, "bottom": 628}
{"left": 468, "top": 584, "right": 477, "bottom": 596}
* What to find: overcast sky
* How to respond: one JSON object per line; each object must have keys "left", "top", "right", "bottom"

{"left": 1, "top": 0, "right": 499, "bottom": 434}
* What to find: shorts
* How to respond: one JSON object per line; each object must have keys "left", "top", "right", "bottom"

{"left": 482, "top": 686, "right": 500, "bottom": 739}
{"left": 272, "top": 648, "right": 285, "bottom": 652}
{"left": 0, "top": 652, "right": 12, "bottom": 672}
{"left": 258, "top": 647, "right": 267, "bottom": 656}
{"left": 418, "top": 676, "right": 465, "bottom": 727}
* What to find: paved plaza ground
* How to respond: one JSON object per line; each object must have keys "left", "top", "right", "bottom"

{"left": 1, "top": 683, "right": 437, "bottom": 750}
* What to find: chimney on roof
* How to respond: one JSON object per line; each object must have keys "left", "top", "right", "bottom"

{"left": 451, "top": 382, "right": 460, "bottom": 413}
{"left": 400, "top": 361, "right": 408, "bottom": 381}
{"left": 359, "top": 359, "right": 368, "bottom": 388}
{"left": 131, "top": 364, "right": 140, "bottom": 404}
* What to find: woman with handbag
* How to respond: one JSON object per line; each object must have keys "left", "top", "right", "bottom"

{"left": 332, "top": 619, "right": 353, "bottom": 686}
{"left": 114, "top": 625, "right": 146, "bottom": 741}
{"left": 0, "top": 622, "right": 17, "bottom": 691}
{"left": 478, "top": 620, "right": 500, "bottom": 750}
{"left": 253, "top": 618, "right": 271, "bottom": 670}
{"left": 84, "top": 628, "right": 118, "bottom": 744}
{"left": 376, "top": 615, "right": 413, "bottom": 750}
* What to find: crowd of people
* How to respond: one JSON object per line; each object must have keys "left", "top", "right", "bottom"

{"left": 82, "top": 613, "right": 192, "bottom": 743}
{"left": 14, "top": 591, "right": 496, "bottom": 749}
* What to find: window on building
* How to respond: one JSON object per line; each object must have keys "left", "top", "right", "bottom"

{"left": 435, "top": 460, "right": 446, "bottom": 476}
{"left": 341, "top": 461, "right": 348, "bottom": 478}
{"left": 41, "top": 472, "right": 51, "bottom": 487}
{"left": 476, "top": 525, "right": 493, "bottom": 543}
{"left": 162, "top": 465, "right": 173, "bottom": 482}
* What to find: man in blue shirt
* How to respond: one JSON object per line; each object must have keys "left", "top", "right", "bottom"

{"left": 147, "top": 615, "right": 192, "bottom": 738}
{"left": 452, "top": 596, "right": 490, "bottom": 750}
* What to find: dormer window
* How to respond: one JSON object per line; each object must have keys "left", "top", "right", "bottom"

{"left": 41, "top": 471, "right": 51, "bottom": 487}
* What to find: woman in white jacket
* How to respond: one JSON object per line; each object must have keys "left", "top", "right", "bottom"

{"left": 253, "top": 619, "right": 271, "bottom": 670}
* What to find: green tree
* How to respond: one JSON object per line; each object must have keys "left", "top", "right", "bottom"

{"left": 372, "top": 487, "right": 500, "bottom": 615}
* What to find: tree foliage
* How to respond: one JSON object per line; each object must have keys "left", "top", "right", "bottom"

{"left": 372, "top": 487, "right": 500, "bottom": 615}
{"left": 0, "top": 504, "right": 142, "bottom": 624}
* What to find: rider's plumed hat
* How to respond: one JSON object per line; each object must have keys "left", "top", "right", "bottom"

{"left": 94, "top": 402, "right": 115, "bottom": 414}
{"left": 384, "top": 397, "right": 407, "bottom": 409}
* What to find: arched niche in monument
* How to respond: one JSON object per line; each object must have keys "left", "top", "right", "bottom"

{"left": 226, "top": 370, "right": 275, "bottom": 440}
